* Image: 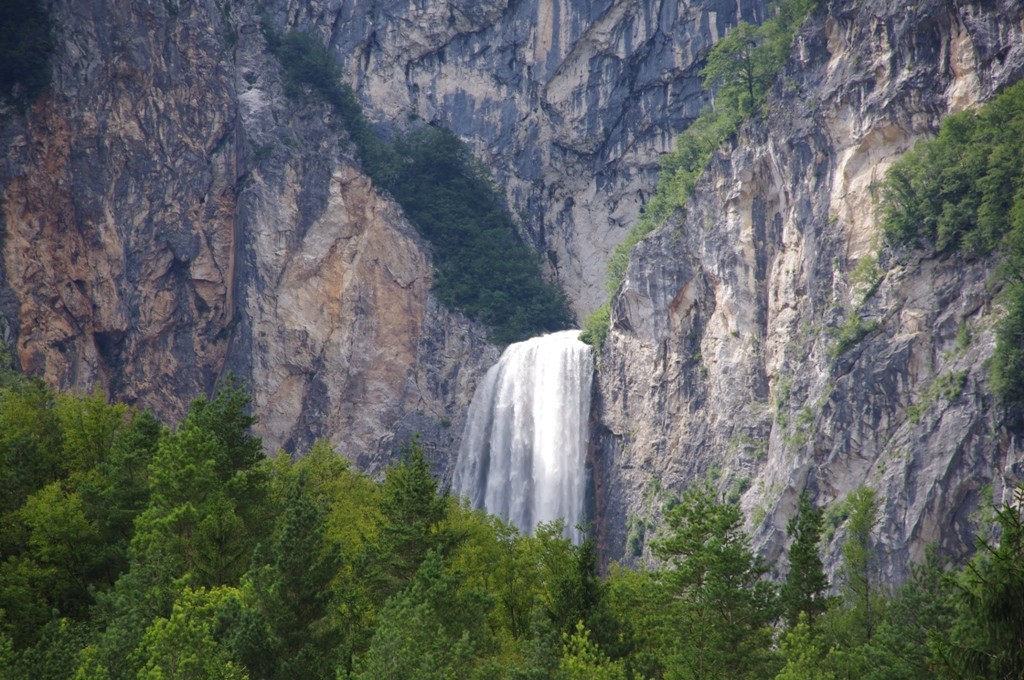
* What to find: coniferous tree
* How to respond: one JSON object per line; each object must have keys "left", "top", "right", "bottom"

{"left": 781, "top": 493, "right": 829, "bottom": 629}
{"left": 354, "top": 548, "right": 490, "bottom": 680}
{"left": 942, "top": 485, "right": 1024, "bottom": 679}
{"left": 368, "top": 438, "right": 451, "bottom": 604}
{"left": 650, "top": 485, "right": 779, "bottom": 680}
{"left": 840, "top": 487, "right": 881, "bottom": 643}
{"left": 232, "top": 471, "right": 342, "bottom": 680}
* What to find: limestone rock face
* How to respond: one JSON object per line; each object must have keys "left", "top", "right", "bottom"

{"left": 3, "top": 0, "right": 1024, "bottom": 580}
{"left": 0, "top": 0, "right": 497, "bottom": 471}
{"left": 594, "top": 0, "right": 1024, "bottom": 581}
{"left": 269, "top": 0, "right": 771, "bottom": 317}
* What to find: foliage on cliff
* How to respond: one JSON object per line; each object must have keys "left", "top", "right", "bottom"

{"left": 881, "top": 79, "right": 1024, "bottom": 415}
{"left": 583, "top": 0, "right": 822, "bottom": 350}
{"left": 1, "top": 376, "right": 1022, "bottom": 679}
{"left": 266, "top": 29, "right": 572, "bottom": 344}
{"left": 390, "top": 127, "right": 574, "bottom": 344}
{"left": 0, "top": 0, "right": 53, "bottom": 108}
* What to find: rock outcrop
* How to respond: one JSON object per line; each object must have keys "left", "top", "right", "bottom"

{"left": 594, "top": 0, "right": 1024, "bottom": 581}
{"left": 0, "top": 0, "right": 497, "bottom": 471}
{"left": 271, "top": 0, "right": 771, "bottom": 317}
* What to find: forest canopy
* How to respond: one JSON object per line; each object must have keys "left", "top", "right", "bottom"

{"left": 1, "top": 370, "right": 1021, "bottom": 679}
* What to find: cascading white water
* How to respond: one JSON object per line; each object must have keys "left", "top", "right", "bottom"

{"left": 453, "top": 330, "right": 593, "bottom": 543}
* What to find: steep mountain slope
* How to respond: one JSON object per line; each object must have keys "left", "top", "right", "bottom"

{"left": 274, "top": 0, "right": 771, "bottom": 316}
{"left": 0, "top": 0, "right": 770, "bottom": 470}
{"left": 594, "top": 0, "right": 1024, "bottom": 580}
{"left": 2, "top": 0, "right": 1023, "bottom": 581}
{"left": 0, "top": 0, "right": 497, "bottom": 466}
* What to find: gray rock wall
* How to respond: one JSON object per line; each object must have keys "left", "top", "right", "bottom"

{"left": 0, "top": 0, "right": 497, "bottom": 473}
{"left": 270, "top": 0, "right": 771, "bottom": 317}
{"left": 595, "top": 0, "right": 1024, "bottom": 581}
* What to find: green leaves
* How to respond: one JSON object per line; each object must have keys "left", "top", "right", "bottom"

{"left": 648, "top": 485, "right": 780, "bottom": 680}
{"left": 390, "top": 127, "right": 574, "bottom": 344}
{"left": 781, "top": 493, "right": 829, "bottom": 629}
{"left": 4, "top": 377, "right": 1024, "bottom": 678}
{"left": 135, "top": 587, "right": 247, "bottom": 680}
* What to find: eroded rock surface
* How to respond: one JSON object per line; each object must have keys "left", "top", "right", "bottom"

{"left": 0, "top": 0, "right": 497, "bottom": 472}
{"left": 595, "top": 0, "right": 1024, "bottom": 581}
{"left": 270, "top": 0, "right": 771, "bottom": 317}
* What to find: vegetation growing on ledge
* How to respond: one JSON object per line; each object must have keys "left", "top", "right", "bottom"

{"left": 265, "top": 29, "right": 572, "bottom": 344}
{"left": 0, "top": 0, "right": 53, "bottom": 108}
{"left": 880, "top": 79, "right": 1024, "bottom": 416}
{"left": 581, "top": 0, "right": 822, "bottom": 351}
{"left": 1, "top": 376, "right": 1022, "bottom": 680}
{"left": 389, "top": 128, "right": 574, "bottom": 344}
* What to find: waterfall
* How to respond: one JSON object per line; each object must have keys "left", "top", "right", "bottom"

{"left": 453, "top": 330, "right": 594, "bottom": 543}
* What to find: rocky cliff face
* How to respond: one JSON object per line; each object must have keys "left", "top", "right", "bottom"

{"left": 0, "top": 0, "right": 497, "bottom": 471}
{"left": 270, "top": 0, "right": 771, "bottom": 317}
{"left": 594, "top": 0, "right": 1024, "bottom": 581}
{"left": 0, "top": 0, "right": 775, "bottom": 470}
{"left": 3, "top": 0, "right": 1023, "bottom": 580}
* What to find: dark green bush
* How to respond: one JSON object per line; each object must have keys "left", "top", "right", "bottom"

{"left": 390, "top": 128, "right": 573, "bottom": 344}
{"left": 0, "top": 0, "right": 53, "bottom": 107}
{"left": 267, "top": 30, "right": 400, "bottom": 185}
{"left": 881, "top": 81, "right": 1024, "bottom": 255}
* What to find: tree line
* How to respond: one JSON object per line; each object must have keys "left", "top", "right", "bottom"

{"left": 0, "top": 364, "right": 1021, "bottom": 678}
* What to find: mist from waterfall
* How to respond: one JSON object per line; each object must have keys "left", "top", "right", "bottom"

{"left": 453, "top": 331, "right": 594, "bottom": 543}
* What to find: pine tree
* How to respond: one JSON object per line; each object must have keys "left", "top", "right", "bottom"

{"left": 841, "top": 487, "right": 881, "bottom": 643}
{"left": 368, "top": 438, "right": 450, "bottom": 603}
{"left": 231, "top": 471, "right": 342, "bottom": 680}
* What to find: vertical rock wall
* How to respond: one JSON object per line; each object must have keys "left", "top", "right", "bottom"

{"left": 272, "top": 0, "right": 771, "bottom": 317}
{"left": 0, "top": 0, "right": 497, "bottom": 471}
{"left": 595, "top": 0, "right": 1024, "bottom": 581}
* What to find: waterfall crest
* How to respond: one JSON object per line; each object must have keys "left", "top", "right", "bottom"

{"left": 453, "top": 331, "right": 593, "bottom": 542}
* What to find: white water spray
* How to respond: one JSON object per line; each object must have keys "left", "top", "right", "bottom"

{"left": 453, "top": 330, "right": 594, "bottom": 543}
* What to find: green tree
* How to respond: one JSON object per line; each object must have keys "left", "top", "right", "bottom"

{"left": 781, "top": 493, "right": 830, "bottom": 628}
{"left": 353, "top": 550, "right": 487, "bottom": 680}
{"left": 650, "top": 485, "right": 779, "bottom": 680}
{"left": 940, "top": 485, "right": 1024, "bottom": 679}
{"left": 991, "top": 282, "right": 1024, "bottom": 415}
{"left": 134, "top": 587, "right": 248, "bottom": 680}
{"left": 368, "top": 438, "right": 451, "bottom": 603}
{"left": 861, "top": 549, "right": 957, "bottom": 680}
{"left": 775, "top": 614, "right": 835, "bottom": 680}
{"left": 390, "top": 127, "right": 573, "bottom": 343}
{"left": 86, "top": 386, "right": 267, "bottom": 679}
{"left": 558, "top": 621, "right": 630, "bottom": 680}
{"left": 5, "top": 617, "right": 90, "bottom": 680}
{"left": 702, "top": 22, "right": 762, "bottom": 114}
{"left": 840, "top": 487, "right": 882, "bottom": 643}
{"left": 0, "top": 378, "right": 61, "bottom": 515}
{"left": 228, "top": 471, "right": 342, "bottom": 680}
